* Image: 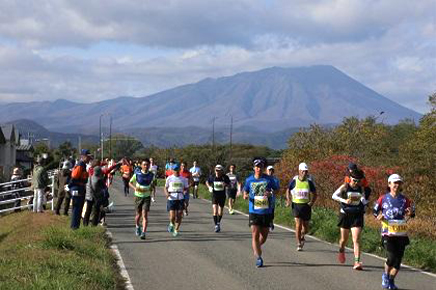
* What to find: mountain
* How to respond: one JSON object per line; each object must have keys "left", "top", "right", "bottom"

{"left": 8, "top": 119, "right": 99, "bottom": 148}
{"left": 0, "top": 65, "right": 421, "bottom": 136}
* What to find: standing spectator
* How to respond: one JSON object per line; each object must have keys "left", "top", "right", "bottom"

{"left": 31, "top": 156, "right": 49, "bottom": 213}
{"left": 55, "top": 161, "right": 72, "bottom": 216}
{"left": 10, "top": 167, "right": 24, "bottom": 212}
{"left": 69, "top": 149, "right": 92, "bottom": 230}
{"left": 89, "top": 166, "right": 107, "bottom": 226}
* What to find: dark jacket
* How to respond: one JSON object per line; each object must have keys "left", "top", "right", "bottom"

{"left": 56, "top": 169, "right": 71, "bottom": 197}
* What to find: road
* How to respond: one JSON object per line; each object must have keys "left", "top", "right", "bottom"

{"left": 106, "top": 178, "right": 435, "bottom": 290}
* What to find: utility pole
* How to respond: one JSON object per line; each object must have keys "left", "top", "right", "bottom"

{"left": 109, "top": 115, "right": 112, "bottom": 160}
{"left": 229, "top": 115, "right": 233, "bottom": 163}
{"left": 212, "top": 116, "right": 216, "bottom": 165}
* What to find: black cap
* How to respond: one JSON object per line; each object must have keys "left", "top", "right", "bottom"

{"left": 348, "top": 162, "right": 358, "bottom": 171}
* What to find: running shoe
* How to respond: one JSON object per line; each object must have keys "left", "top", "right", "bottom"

{"left": 135, "top": 226, "right": 142, "bottom": 236}
{"left": 353, "top": 262, "right": 363, "bottom": 270}
{"left": 168, "top": 223, "right": 174, "bottom": 233}
{"left": 382, "top": 273, "right": 389, "bottom": 289}
{"left": 172, "top": 230, "right": 179, "bottom": 237}
{"left": 151, "top": 197, "right": 156, "bottom": 203}
{"left": 338, "top": 251, "right": 346, "bottom": 264}
{"left": 140, "top": 232, "right": 146, "bottom": 240}
{"left": 256, "top": 257, "right": 263, "bottom": 268}
{"left": 297, "top": 245, "right": 303, "bottom": 251}
{"left": 214, "top": 225, "right": 220, "bottom": 233}
{"left": 229, "top": 209, "right": 234, "bottom": 215}
{"left": 388, "top": 278, "right": 398, "bottom": 290}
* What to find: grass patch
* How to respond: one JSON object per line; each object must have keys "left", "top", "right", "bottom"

{"left": 196, "top": 184, "right": 436, "bottom": 273}
{"left": 0, "top": 211, "right": 125, "bottom": 290}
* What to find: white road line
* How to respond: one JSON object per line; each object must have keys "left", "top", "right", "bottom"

{"left": 106, "top": 230, "right": 135, "bottom": 290}
{"left": 198, "top": 196, "right": 436, "bottom": 278}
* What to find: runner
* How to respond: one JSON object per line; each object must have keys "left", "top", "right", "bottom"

{"left": 121, "top": 158, "right": 133, "bottom": 196}
{"left": 206, "top": 164, "right": 230, "bottom": 232}
{"left": 286, "top": 162, "right": 317, "bottom": 251}
{"left": 149, "top": 157, "right": 158, "bottom": 202}
{"left": 266, "top": 165, "right": 280, "bottom": 231}
{"left": 189, "top": 161, "right": 202, "bottom": 199}
{"left": 129, "top": 159, "right": 155, "bottom": 240}
{"left": 243, "top": 158, "right": 278, "bottom": 267}
{"left": 165, "top": 158, "right": 178, "bottom": 178}
{"left": 226, "top": 164, "right": 241, "bottom": 215}
{"left": 332, "top": 169, "right": 369, "bottom": 270}
{"left": 179, "top": 161, "right": 192, "bottom": 216}
{"left": 373, "top": 174, "right": 415, "bottom": 289}
{"left": 165, "top": 164, "right": 189, "bottom": 237}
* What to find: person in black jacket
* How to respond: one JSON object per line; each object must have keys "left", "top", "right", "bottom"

{"left": 55, "top": 161, "right": 72, "bottom": 216}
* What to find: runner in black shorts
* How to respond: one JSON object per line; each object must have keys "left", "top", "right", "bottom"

{"left": 226, "top": 164, "right": 241, "bottom": 215}
{"left": 332, "top": 169, "right": 369, "bottom": 270}
{"left": 206, "top": 164, "right": 230, "bottom": 233}
{"left": 286, "top": 163, "right": 317, "bottom": 251}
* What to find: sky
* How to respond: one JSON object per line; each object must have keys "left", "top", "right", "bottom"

{"left": 0, "top": 0, "right": 435, "bottom": 113}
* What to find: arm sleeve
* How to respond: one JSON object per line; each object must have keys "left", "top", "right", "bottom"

{"left": 288, "top": 179, "right": 296, "bottom": 191}
{"left": 332, "top": 185, "right": 347, "bottom": 203}
{"left": 309, "top": 180, "right": 316, "bottom": 193}
{"left": 243, "top": 180, "right": 250, "bottom": 193}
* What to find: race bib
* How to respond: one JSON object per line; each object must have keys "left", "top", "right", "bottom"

{"left": 136, "top": 184, "right": 150, "bottom": 193}
{"left": 193, "top": 177, "right": 200, "bottom": 182}
{"left": 347, "top": 191, "right": 362, "bottom": 206}
{"left": 387, "top": 220, "right": 408, "bottom": 236}
{"left": 295, "top": 189, "right": 309, "bottom": 200}
{"left": 214, "top": 181, "right": 225, "bottom": 191}
{"left": 169, "top": 182, "right": 183, "bottom": 192}
{"left": 254, "top": 195, "right": 269, "bottom": 210}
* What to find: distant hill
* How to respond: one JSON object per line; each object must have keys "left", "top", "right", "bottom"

{"left": 0, "top": 65, "right": 422, "bottom": 148}
{"left": 8, "top": 119, "right": 99, "bottom": 148}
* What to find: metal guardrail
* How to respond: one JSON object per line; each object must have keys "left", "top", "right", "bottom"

{"left": 0, "top": 170, "right": 57, "bottom": 214}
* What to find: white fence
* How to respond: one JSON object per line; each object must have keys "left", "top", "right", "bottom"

{"left": 0, "top": 170, "right": 58, "bottom": 214}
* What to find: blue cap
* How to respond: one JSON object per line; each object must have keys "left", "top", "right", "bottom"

{"left": 81, "top": 149, "right": 91, "bottom": 156}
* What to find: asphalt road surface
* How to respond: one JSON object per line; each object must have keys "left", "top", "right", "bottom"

{"left": 106, "top": 178, "right": 435, "bottom": 290}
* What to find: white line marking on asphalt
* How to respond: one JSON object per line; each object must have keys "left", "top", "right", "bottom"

{"left": 106, "top": 230, "right": 135, "bottom": 290}
{"left": 198, "top": 197, "right": 436, "bottom": 278}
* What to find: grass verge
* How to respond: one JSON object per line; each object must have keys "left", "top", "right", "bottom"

{"left": 0, "top": 211, "right": 125, "bottom": 290}
{"left": 196, "top": 184, "right": 436, "bottom": 273}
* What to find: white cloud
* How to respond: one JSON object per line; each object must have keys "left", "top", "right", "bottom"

{"left": 0, "top": 0, "right": 434, "bottom": 113}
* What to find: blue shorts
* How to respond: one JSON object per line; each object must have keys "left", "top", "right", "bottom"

{"left": 167, "top": 200, "right": 184, "bottom": 211}
{"left": 184, "top": 193, "right": 190, "bottom": 201}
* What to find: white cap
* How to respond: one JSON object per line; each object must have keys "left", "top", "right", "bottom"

{"left": 299, "top": 162, "right": 309, "bottom": 171}
{"left": 267, "top": 166, "right": 274, "bottom": 170}
{"left": 388, "top": 174, "right": 403, "bottom": 183}
{"left": 215, "top": 164, "right": 224, "bottom": 171}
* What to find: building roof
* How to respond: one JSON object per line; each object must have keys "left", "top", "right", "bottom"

{"left": 0, "top": 124, "right": 18, "bottom": 144}
{"left": 17, "top": 144, "right": 33, "bottom": 151}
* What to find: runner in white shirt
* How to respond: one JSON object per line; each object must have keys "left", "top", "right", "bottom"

{"left": 165, "top": 164, "right": 189, "bottom": 237}
{"left": 189, "top": 161, "right": 202, "bottom": 199}
{"left": 149, "top": 157, "right": 158, "bottom": 202}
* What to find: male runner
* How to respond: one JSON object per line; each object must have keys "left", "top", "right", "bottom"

{"left": 266, "top": 165, "right": 280, "bottom": 231}
{"left": 189, "top": 161, "right": 202, "bottom": 199}
{"left": 226, "top": 164, "right": 241, "bottom": 215}
{"left": 286, "top": 162, "right": 317, "bottom": 251}
{"left": 243, "top": 158, "right": 278, "bottom": 267}
{"left": 179, "top": 162, "right": 192, "bottom": 216}
{"left": 129, "top": 159, "right": 155, "bottom": 240}
{"left": 149, "top": 157, "right": 158, "bottom": 202}
{"left": 165, "top": 164, "right": 189, "bottom": 237}
{"left": 206, "top": 164, "right": 230, "bottom": 232}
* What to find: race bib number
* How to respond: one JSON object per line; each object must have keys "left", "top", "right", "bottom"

{"left": 254, "top": 195, "right": 269, "bottom": 210}
{"left": 347, "top": 191, "right": 362, "bottom": 205}
{"left": 214, "top": 181, "right": 225, "bottom": 191}
{"left": 136, "top": 184, "right": 150, "bottom": 193}
{"left": 169, "top": 182, "right": 183, "bottom": 192}
{"left": 295, "top": 190, "right": 309, "bottom": 200}
{"left": 387, "top": 220, "right": 408, "bottom": 236}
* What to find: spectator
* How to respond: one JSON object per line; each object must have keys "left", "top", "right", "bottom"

{"left": 69, "top": 149, "right": 92, "bottom": 229}
{"left": 31, "top": 156, "right": 49, "bottom": 213}
{"left": 10, "top": 167, "right": 24, "bottom": 212}
{"left": 55, "top": 161, "right": 72, "bottom": 216}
